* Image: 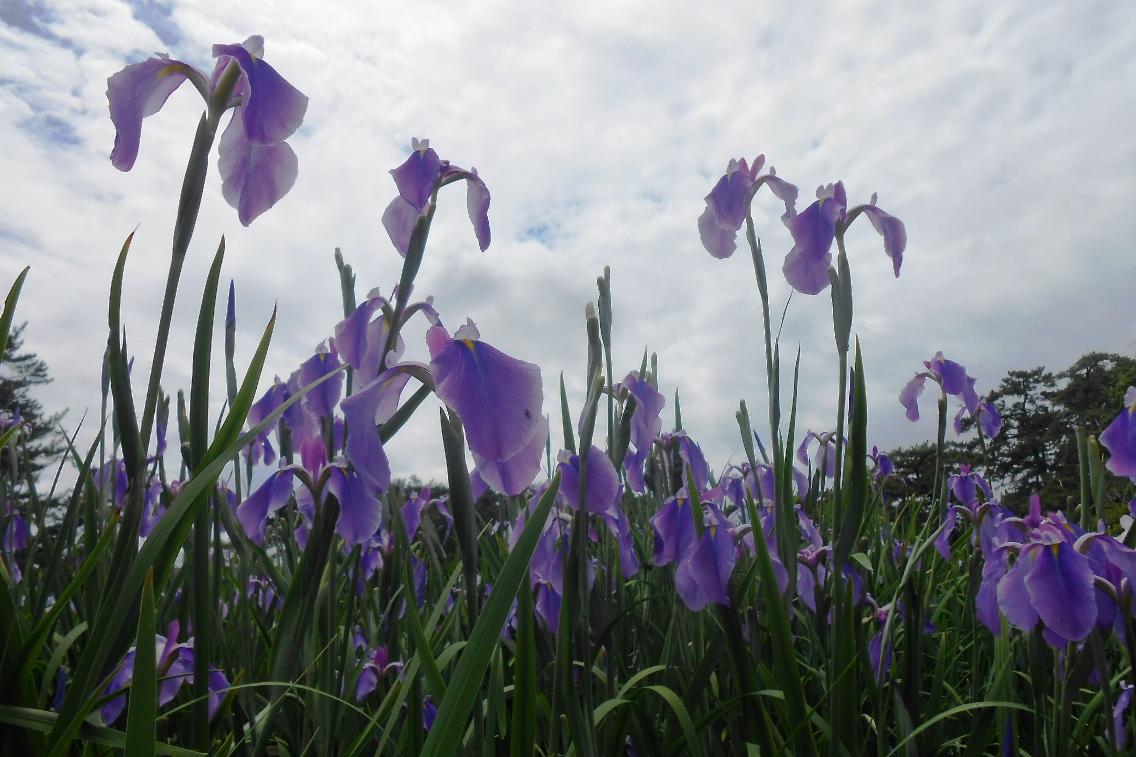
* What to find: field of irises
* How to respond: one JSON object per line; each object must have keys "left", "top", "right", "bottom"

{"left": 3, "top": 35, "right": 1136, "bottom": 757}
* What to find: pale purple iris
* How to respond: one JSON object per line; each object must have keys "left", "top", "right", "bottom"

{"left": 797, "top": 430, "right": 841, "bottom": 479}
{"left": 107, "top": 36, "right": 307, "bottom": 225}
{"left": 698, "top": 155, "right": 798, "bottom": 259}
{"left": 1101, "top": 387, "right": 1136, "bottom": 478}
{"left": 901, "top": 352, "right": 999, "bottom": 437}
{"left": 870, "top": 446, "right": 895, "bottom": 479}
{"left": 675, "top": 524, "right": 738, "bottom": 611}
{"left": 355, "top": 646, "right": 403, "bottom": 702}
{"left": 619, "top": 371, "right": 664, "bottom": 494}
{"left": 983, "top": 496, "right": 1099, "bottom": 645}
{"left": 236, "top": 442, "right": 381, "bottom": 546}
{"left": 427, "top": 320, "right": 545, "bottom": 495}
{"left": 782, "top": 183, "right": 906, "bottom": 295}
{"left": 382, "top": 138, "right": 491, "bottom": 256}
{"left": 101, "top": 621, "right": 228, "bottom": 726}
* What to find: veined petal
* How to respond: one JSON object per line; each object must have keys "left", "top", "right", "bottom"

{"left": 382, "top": 196, "right": 421, "bottom": 258}
{"left": 390, "top": 145, "right": 443, "bottom": 210}
{"left": 1101, "top": 404, "right": 1136, "bottom": 477}
{"left": 218, "top": 107, "right": 298, "bottom": 226}
{"left": 329, "top": 468, "right": 382, "bottom": 545}
{"left": 427, "top": 323, "right": 543, "bottom": 464}
{"left": 107, "top": 56, "right": 199, "bottom": 171}
{"left": 212, "top": 38, "right": 308, "bottom": 144}
{"left": 1024, "top": 541, "right": 1097, "bottom": 642}
{"left": 473, "top": 415, "right": 548, "bottom": 496}
{"left": 558, "top": 445, "right": 620, "bottom": 516}
{"left": 236, "top": 469, "right": 296, "bottom": 545}
{"left": 782, "top": 196, "right": 840, "bottom": 295}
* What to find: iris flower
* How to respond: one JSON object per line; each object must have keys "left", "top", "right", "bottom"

{"left": 107, "top": 35, "right": 308, "bottom": 225}
{"left": 901, "top": 351, "right": 1000, "bottom": 437}
{"left": 427, "top": 320, "right": 545, "bottom": 495}
{"left": 1101, "top": 387, "right": 1136, "bottom": 478}
{"left": 698, "top": 155, "right": 798, "bottom": 259}
{"left": 382, "top": 138, "right": 491, "bottom": 256}
{"left": 782, "top": 182, "right": 906, "bottom": 295}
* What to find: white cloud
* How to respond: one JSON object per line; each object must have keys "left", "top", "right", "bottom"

{"left": 1, "top": 0, "right": 1134, "bottom": 485}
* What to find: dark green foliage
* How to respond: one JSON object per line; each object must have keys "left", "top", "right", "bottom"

{"left": 0, "top": 325, "right": 65, "bottom": 488}
{"left": 888, "top": 351, "right": 1136, "bottom": 513}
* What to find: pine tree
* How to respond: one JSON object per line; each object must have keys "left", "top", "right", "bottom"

{"left": 1, "top": 324, "right": 65, "bottom": 493}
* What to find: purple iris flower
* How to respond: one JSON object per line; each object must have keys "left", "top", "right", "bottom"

{"left": 1101, "top": 387, "right": 1136, "bottom": 478}
{"left": 901, "top": 352, "right": 998, "bottom": 437}
{"left": 698, "top": 155, "right": 798, "bottom": 259}
{"left": 987, "top": 496, "right": 1098, "bottom": 644}
{"left": 427, "top": 320, "right": 545, "bottom": 495}
{"left": 948, "top": 465, "right": 994, "bottom": 509}
{"left": 107, "top": 36, "right": 308, "bottom": 225}
{"left": 101, "top": 621, "right": 227, "bottom": 726}
{"left": 797, "top": 430, "right": 841, "bottom": 479}
{"left": 297, "top": 342, "right": 344, "bottom": 420}
{"left": 236, "top": 441, "right": 381, "bottom": 546}
{"left": 558, "top": 445, "right": 621, "bottom": 516}
{"left": 382, "top": 138, "right": 491, "bottom": 256}
{"left": 675, "top": 524, "right": 738, "bottom": 611}
{"left": 781, "top": 183, "right": 906, "bottom": 295}
{"left": 619, "top": 371, "right": 665, "bottom": 493}
{"left": 651, "top": 494, "right": 697, "bottom": 567}
{"left": 870, "top": 446, "right": 895, "bottom": 479}
{"left": 355, "top": 646, "right": 403, "bottom": 701}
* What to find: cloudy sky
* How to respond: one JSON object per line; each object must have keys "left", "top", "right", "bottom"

{"left": 2, "top": 0, "right": 1134, "bottom": 484}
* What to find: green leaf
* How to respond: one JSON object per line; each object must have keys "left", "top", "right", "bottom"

{"left": 125, "top": 569, "right": 157, "bottom": 757}
{"left": 420, "top": 474, "right": 561, "bottom": 757}
{"left": 0, "top": 266, "right": 30, "bottom": 368}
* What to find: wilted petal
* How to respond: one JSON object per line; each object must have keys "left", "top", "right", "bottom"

{"left": 107, "top": 55, "right": 198, "bottom": 171}
{"left": 427, "top": 323, "right": 543, "bottom": 465}
{"left": 218, "top": 106, "right": 299, "bottom": 226}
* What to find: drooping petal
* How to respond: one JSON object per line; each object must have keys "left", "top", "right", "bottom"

{"left": 211, "top": 38, "right": 308, "bottom": 145}
{"left": 996, "top": 549, "right": 1039, "bottom": 632}
{"left": 1101, "top": 403, "right": 1136, "bottom": 477}
{"left": 427, "top": 323, "right": 543, "bottom": 465}
{"left": 675, "top": 526, "right": 737, "bottom": 611}
{"left": 390, "top": 144, "right": 443, "bottom": 211}
{"left": 107, "top": 55, "right": 198, "bottom": 171}
{"left": 340, "top": 378, "right": 394, "bottom": 496}
{"left": 976, "top": 553, "right": 1008, "bottom": 633}
{"left": 1024, "top": 542, "right": 1097, "bottom": 642}
{"left": 218, "top": 106, "right": 299, "bottom": 226}
{"left": 208, "top": 669, "right": 229, "bottom": 721}
{"left": 623, "top": 371, "right": 664, "bottom": 452}
{"left": 856, "top": 202, "right": 907, "bottom": 277}
{"left": 328, "top": 468, "right": 382, "bottom": 545}
{"left": 899, "top": 374, "right": 927, "bottom": 422}
{"left": 236, "top": 469, "right": 296, "bottom": 545}
{"left": 782, "top": 193, "right": 842, "bottom": 295}
{"left": 558, "top": 445, "right": 620, "bottom": 516}
{"left": 472, "top": 414, "right": 548, "bottom": 496}
{"left": 297, "top": 344, "right": 343, "bottom": 419}
{"left": 977, "top": 401, "right": 1003, "bottom": 439}
{"left": 382, "top": 196, "right": 423, "bottom": 257}
{"left": 465, "top": 169, "right": 491, "bottom": 251}
{"left": 698, "top": 205, "right": 739, "bottom": 259}
{"left": 650, "top": 496, "right": 696, "bottom": 566}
